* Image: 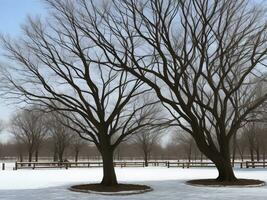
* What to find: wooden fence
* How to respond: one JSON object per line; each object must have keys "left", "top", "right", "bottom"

{"left": 245, "top": 161, "right": 267, "bottom": 168}
{"left": 12, "top": 160, "right": 267, "bottom": 170}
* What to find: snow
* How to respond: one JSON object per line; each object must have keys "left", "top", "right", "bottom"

{"left": 0, "top": 163, "right": 267, "bottom": 199}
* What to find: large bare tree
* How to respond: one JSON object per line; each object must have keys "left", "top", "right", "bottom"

{"left": 0, "top": 0, "right": 166, "bottom": 186}
{"left": 41, "top": 0, "right": 267, "bottom": 182}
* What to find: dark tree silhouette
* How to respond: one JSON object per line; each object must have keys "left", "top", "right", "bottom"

{"left": 71, "top": 134, "right": 87, "bottom": 162}
{"left": 45, "top": 0, "right": 267, "bottom": 182}
{"left": 131, "top": 100, "right": 165, "bottom": 166}
{"left": 0, "top": 0, "right": 166, "bottom": 186}
{"left": 10, "top": 108, "right": 47, "bottom": 163}
{"left": 48, "top": 112, "right": 74, "bottom": 163}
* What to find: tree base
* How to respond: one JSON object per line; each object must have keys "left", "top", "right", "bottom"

{"left": 69, "top": 183, "right": 153, "bottom": 195}
{"left": 186, "top": 179, "right": 265, "bottom": 187}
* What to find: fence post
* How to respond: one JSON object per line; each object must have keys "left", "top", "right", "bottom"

{"left": 14, "top": 162, "right": 17, "bottom": 170}
{"left": 2, "top": 163, "right": 5, "bottom": 170}
{"left": 167, "top": 161, "right": 170, "bottom": 168}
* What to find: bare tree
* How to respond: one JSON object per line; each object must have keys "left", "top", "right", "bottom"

{"left": 13, "top": 141, "right": 26, "bottom": 162}
{"left": 131, "top": 102, "right": 165, "bottom": 166}
{"left": 172, "top": 130, "right": 201, "bottom": 162}
{"left": 241, "top": 121, "right": 267, "bottom": 162}
{"left": 133, "top": 130, "right": 162, "bottom": 166}
{"left": 60, "top": 0, "right": 267, "bottom": 182}
{"left": 10, "top": 108, "right": 47, "bottom": 163}
{"left": 71, "top": 134, "right": 87, "bottom": 162}
{"left": 47, "top": 112, "right": 74, "bottom": 163}
{"left": 0, "top": 0, "right": 166, "bottom": 186}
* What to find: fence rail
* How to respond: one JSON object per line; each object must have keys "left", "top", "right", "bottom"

{"left": 12, "top": 160, "right": 267, "bottom": 170}
{"left": 245, "top": 161, "right": 267, "bottom": 168}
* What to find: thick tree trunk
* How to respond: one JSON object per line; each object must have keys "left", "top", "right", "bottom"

{"left": 214, "top": 158, "right": 237, "bottom": 181}
{"left": 195, "top": 136, "right": 237, "bottom": 182}
{"left": 212, "top": 144, "right": 237, "bottom": 182}
{"left": 101, "top": 148, "right": 118, "bottom": 186}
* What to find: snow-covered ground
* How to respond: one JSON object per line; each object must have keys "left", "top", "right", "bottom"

{"left": 0, "top": 163, "right": 267, "bottom": 199}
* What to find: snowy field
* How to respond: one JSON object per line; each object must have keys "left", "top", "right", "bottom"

{"left": 0, "top": 163, "right": 267, "bottom": 199}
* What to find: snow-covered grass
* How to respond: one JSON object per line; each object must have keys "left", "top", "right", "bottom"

{"left": 1, "top": 163, "right": 267, "bottom": 199}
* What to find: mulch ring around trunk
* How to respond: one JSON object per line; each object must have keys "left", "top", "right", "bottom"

{"left": 186, "top": 179, "right": 265, "bottom": 187}
{"left": 69, "top": 183, "right": 153, "bottom": 195}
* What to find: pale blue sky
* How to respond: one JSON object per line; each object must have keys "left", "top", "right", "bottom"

{"left": 0, "top": 0, "right": 46, "bottom": 140}
{"left": 0, "top": 0, "right": 45, "bottom": 36}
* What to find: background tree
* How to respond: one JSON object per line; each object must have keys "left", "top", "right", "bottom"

{"left": 133, "top": 129, "right": 162, "bottom": 166}
{"left": 67, "top": 0, "right": 267, "bottom": 182}
{"left": 10, "top": 107, "right": 47, "bottom": 163}
{"left": 48, "top": 112, "right": 74, "bottom": 162}
{"left": 71, "top": 134, "right": 87, "bottom": 162}
{"left": 174, "top": 133, "right": 199, "bottom": 163}
{"left": 131, "top": 101, "right": 166, "bottom": 166}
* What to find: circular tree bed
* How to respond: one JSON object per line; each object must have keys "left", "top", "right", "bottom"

{"left": 186, "top": 179, "right": 265, "bottom": 187}
{"left": 69, "top": 183, "right": 153, "bottom": 195}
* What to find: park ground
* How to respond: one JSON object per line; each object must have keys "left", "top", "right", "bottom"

{"left": 0, "top": 163, "right": 267, "bottom": 199}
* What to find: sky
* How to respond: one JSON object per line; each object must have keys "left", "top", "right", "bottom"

{"left": 0, "top": 0, "right": 46, "bottom": 140}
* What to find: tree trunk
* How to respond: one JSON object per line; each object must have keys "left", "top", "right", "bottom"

{"left": 214, "top": 158, "right": 237, "bottom": 181}
{"left": 100, "top": 148, "right": 118, "bottom": 186}
{"left": 19, "top": 154, "right": 23, "bottom": 162}
{"left": 75, "top": 150, "right": 79, "bottom": 163}
{"left": 58, "top": 151, "right": 64, "bottom": 163}
{"left": 232, "top": 134, "right": 237, "bottom": 164}
{"left": 144, "top": 151, "right": 148, "bottom": 167}
{"left": 256, "top": 146, "right": 260, "bottom": 161}
{"left": 53, "top": 149, "right": 58, "bottom": 161}
{"left": 35, "top": 150, "right": 39, "bottom": 162}
{"left": 250, "top": 147, "right": 254, "bottom": 162}
{"left": 28, "top": 151, "right": 32, "bottom": 166}
{"left": 263, "top": 147, "right": 266, "bottom": 162}
{"left": 214, "top": 143, "right": 237, "bottom": 181}
{"left": 116, "top": 147, "right": 120, "bottom": 160}
{"left": 195, "top": 137, "right": 237, "bottom": 182}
